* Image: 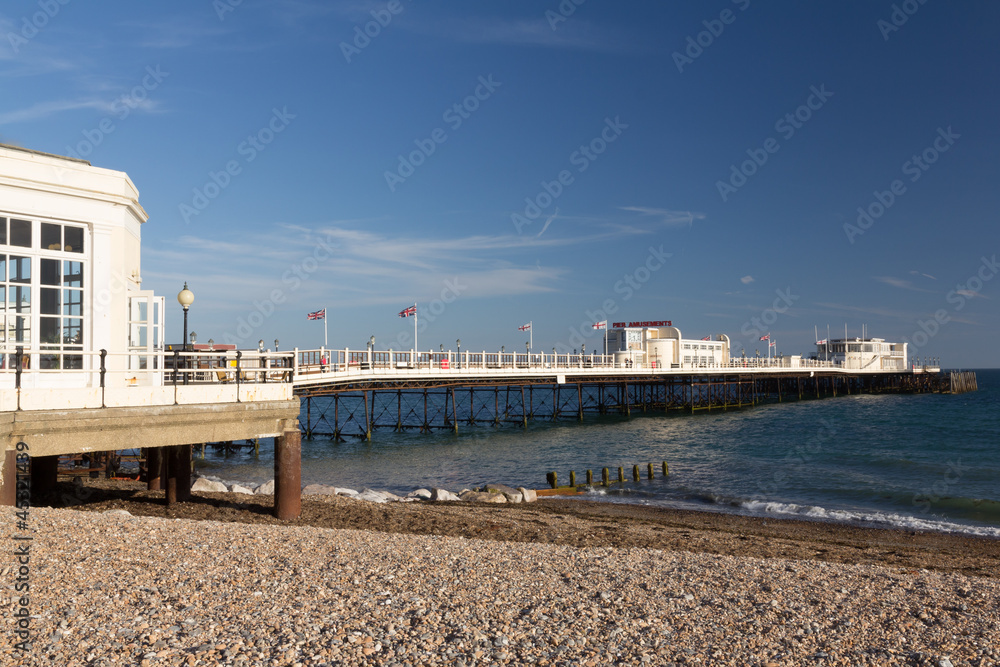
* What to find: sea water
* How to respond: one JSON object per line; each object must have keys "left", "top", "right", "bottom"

{"left": 198, "top": 369, "right": 1000, "bottom": 537}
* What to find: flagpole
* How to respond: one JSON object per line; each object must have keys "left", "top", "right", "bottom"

{"left": 324, "top": 307, "right": 328, "bottom": 348}
{"left": 529, "top": 321, "right": 532, "bottom": 351}
{"left": 413, "top": 303, "right": 418, "bottom": 355}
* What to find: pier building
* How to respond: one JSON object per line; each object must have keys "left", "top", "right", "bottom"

{"left": 815, "top": 338, "right": 908, "bottom": 370}
{"left": 605, "top": 324, "right": 730, "bottom": 369}
{"left": 0, "top": 145, "right": 300, "bottom": 517}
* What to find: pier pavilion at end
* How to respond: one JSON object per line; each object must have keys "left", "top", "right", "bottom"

{"left": 0, "top": 144, "right": 302, "bottom": 518}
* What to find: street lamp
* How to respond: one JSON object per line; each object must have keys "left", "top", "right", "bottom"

{"left": 526, "top": 340, "right": 530, "bottom": 365}
{"left": 456, "top": 338, "right": 461, "bottom": 369}
{"left": 258, "top": 339, "right": 264, "bottom": 353}
{"left": 208, "top": 338, "right": 214, "bottom": 351}
{"left": 190, "top": 331, "right": 197, "bottom": 346}
{"left": 368, "top": 335, "right": 375, "bottom": 369}
{"left": 177, "top": 282, "right": 194, "bottom": 384}
{"left": 274, "top": 338, "right": 279, "bottom": 352}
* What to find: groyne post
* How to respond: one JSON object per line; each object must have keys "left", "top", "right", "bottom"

{"left": 275, "top": 423, "right": 302, "bottom": 520}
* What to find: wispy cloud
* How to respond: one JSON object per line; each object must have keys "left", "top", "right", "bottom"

{"left": 620, "top": 206, "right": 705, "bottom": 228}
{"left": 740, "top": 275, "right": 754, "bottom": 284}
{"left": 873, "top": 276, "right": 933, "bottom": 293}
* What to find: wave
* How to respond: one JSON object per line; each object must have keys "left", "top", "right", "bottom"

{"left": 739, "top": 499, "right": 1000, "bottom": 538}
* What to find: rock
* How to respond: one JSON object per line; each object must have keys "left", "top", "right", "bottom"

{"left": 191, "top": 478, "right": 228, "bottom": 493}
{"left": 502, "top": 491, "right": 523, "bottom": 503}
{"left": 382, "top": 491, "right": 403, "bottom": 502}
{"left": 102, "top": 509, "right": 132, "bottom": 517}
{"left": 408, "top": 489, "right": 432, "bottom": 500}
{"left": 459, "top": 491, "right": 507, "bottom": 503}
{"left": 229, "top": 484, "right": 254, "bottom": 495}
{"left": 253, "top": 480, "right": 275, "bottom": 495}
{"left": 356, "top": 488, "right": 389, "bottom": 503}
{"left": 302, "top": 484, "right": 338, "bottom": 496}
{"left": 431, "top": 488, "right": 460, "bottom": 502}
{"left": 518, "top": 487, "right": 538, "bottom": 503}
{"left": 483, "top": 483, "right": 520, "bottom": 496}
{"left": 335, "top": 487, "right": 359, "bottom": 497}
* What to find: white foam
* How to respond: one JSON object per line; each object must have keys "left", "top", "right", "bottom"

{"left": 740, "top": 500, "right": 1000, "bottom": 538}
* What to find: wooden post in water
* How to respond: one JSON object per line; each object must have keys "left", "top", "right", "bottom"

{"left": 632, "top": 465, "right": 640, "bottom": 482}
{"left": 647, "top": 463, "right": 654, "bottom": 480}
{"left": 662, "top": 461, "right": 669, "bottom": 476}
{"left": 569, "top": 471, "right": 576, "bottom": 487}
{"left": 586, "top": 469, "right": 594, "bottom": 485}
{"left": 274, "top": 423, "right": 301, "bottom": 520}
{"left": 546, "top": 471, "right": 557, "bottom": 489}
{"left": 602, "top": 468, "right": 610, "bottom": 486}
{"left": 617, "top": 466, "right": 625, "bottom": 484}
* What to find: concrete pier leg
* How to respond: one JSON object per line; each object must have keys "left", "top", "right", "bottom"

{"left": 274, "top": 426, "right": 301, "bottom": 520}
{"left": 165, "top": 446, "right": 177, "bottom": 505}
{"left": 30, "top": 455, "right": 59, "bottom": 502}
{"left": 146, "top": 448, "right": 162, "bottom": 491}
{"left": 0, "top": 450, "right": 16, "bottom": 507}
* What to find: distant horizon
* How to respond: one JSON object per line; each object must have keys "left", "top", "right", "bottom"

{"left": 2, "top": 1, "right": 997, "bottom": 367}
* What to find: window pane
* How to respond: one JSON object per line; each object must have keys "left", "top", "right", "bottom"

{"left": 0, "top": 254, "right": 5, "bottom": 281}
{"left": 64, "top": 318, "right": 82, "bottom": 346}
{"left": 41, "top": 258, "right": 60, "bottom": 285}
{"left": 10, "top": 256, "right": 30, "bottom": 283}
{"left": 10, "top": 219, "right": 31, "bottom": 247}
{"left": 40, "top": 317, "right": 60, "bottom": 346}
{"left": 40, "top": 354, "right": 60, "bottom": 370}
{"left": 64, "top": 354, "right": 83, "bottom": 369}
{"left": 63, "top": 289, "right": 83, "bottom": 316}
{"left": 40, "top": 287, "right": 60, "bottom": 315}
{"left": 0, "top": 218, "right": 6, "bottom": 245}
{"left": 14, "top": 315, "right": 30, "bottom": 343}
{"left": 41, "top": 223, "right": 62, "bottom": 250}
{"left": 64, "top": 226, "right": 83, "bottom": 253}
{"left": 63, "top": 261, "right": 83, "bottom": 287}
{"left": 12, "top": 286, "right": 30, "bottom": 311}
{"left": 0, "top": 286, "right": 4, "bottom": 313}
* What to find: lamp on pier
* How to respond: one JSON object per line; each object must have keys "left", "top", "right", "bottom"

{"left": 177, "top": 282, "right": 194, "bottom": 385}
{"left": 258, "top": 339, "right": 264, "bottom": 353}
{"left": 456, "top": 338, "right": 461, "bottom": 369}
{"left": 189, "top": 332, "right": 197, "bottom": 350}
{"left": 208, "top": 338, "right": 214, "bottom": 351}
{"left": 368, "top": 335, "right": 375, "bottom": 368}
{"left": 274, "top": 338, "right": 279, "bottom": 352}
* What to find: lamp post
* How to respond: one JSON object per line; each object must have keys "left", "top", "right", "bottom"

{"left": 526, "top": 340, "right": 530, "bottom": 366}
{"left": 190, "top": 331, "right": 197, "bottom": 347}
{"left": 177, "top": 282, "right": 194, "bottom": 384}
{"left": 456, "top": 338, "right": 461, "bottom": 369}
{"left": 274, "top": 338, "right": 279, "bottom": 352}
{"left": 208, "top": 338, "right": 214, "bottom": 351}
{"left": 368, "top": 335, "right": 375, "bottom": 369}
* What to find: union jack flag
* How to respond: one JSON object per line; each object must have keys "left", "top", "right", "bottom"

{"left": 307, "top": 308, "right": 325, "bottom": 320}
{"left": 701, "top": 336, "right": 711, "bottom": 341}
{"left": 518, "top": 323, "right": 531, "bottom": 331}
{"left": 398, "top": 305, "right": 417, "bottom": 318}
{"left": 759, "top": 335, "right": 769, "bottom": 341}
{"left": 592, "top": 321, "right": 607, "bottom": 330}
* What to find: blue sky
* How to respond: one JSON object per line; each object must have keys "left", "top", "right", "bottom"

{"left": 3, "top": 0, "right": 998, "bottom": 366}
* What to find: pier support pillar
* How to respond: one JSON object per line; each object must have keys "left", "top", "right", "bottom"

{"left": 1, "top": 449, "right": 16, "bottom": 507}
{"left": 146, "top": 447, "right": 162, "bottom": 491}
{"left": 274, "top": 424, "right": 301, "bottom": 520}
{"left": 165, "top": 445, "right": 191, "bottom": 505}
{"left": 30, "top": 455, "right": 59, "bottom": 501}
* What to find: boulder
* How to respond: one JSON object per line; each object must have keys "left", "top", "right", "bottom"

{"left": 502, "top": 491, "right": 523, "bottom": 504}
{"left": 483, "top": 482, "right": 520, "bottom": 496}
{"left": 518, "top": 487, "right": 538, "bottom": 503}
{"left": 335, "top": 487, "right": 359, "bottom": 497}
{"left": 102, "top": 509, "right": 132, "bottom": 518}
{"left": 302, "top": 484, "right": 338, "bottom": 496}
{"left": 254, "top": 480, "right": 275, "bottom": 495}
{"left": 431, "top": 488, "right": 460, "bottom": 502}
{"left": 229, "top": 484, "right": 254, "bottom": 495}
{"left": 460, "top": 490, "right": 507, "bottom": 503}
{"left": 408, "top": 488, "right": 432, "bottom": 500}
{"left": 191, "top": 478, "right": 228, "bottom": 493}
{"left": 356, "top": 488, "right": 389, "bottom": 503}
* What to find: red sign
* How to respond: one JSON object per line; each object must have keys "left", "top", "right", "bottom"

{"left": 612, "top": 320, "right": 672, "bottom": 328}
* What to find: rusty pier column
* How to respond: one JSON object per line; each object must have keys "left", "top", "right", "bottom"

{"left": 146, "top": 448, "right": 162, "bottom": 491}
{"left": 165, "top": 445, "right": 192, "bottom": 505}
{"left": 274, "top": 424, "right": 301, "bottom": 520}
{"left": 1, "top": 450, "right": 17, "bottom": 507}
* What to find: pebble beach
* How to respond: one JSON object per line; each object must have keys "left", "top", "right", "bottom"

{"left": 4, "top": 495, "right": 1000, "bottom": 666}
